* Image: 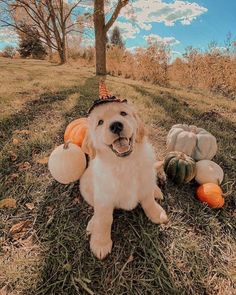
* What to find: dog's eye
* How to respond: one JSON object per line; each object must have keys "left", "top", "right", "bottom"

{"left": 98, "top": 119, "right": 104, "bottom": 126}
{"left": 120, "top": 111, "right": 128, "bottom": 116}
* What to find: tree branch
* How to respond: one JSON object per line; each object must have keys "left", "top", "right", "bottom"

{"left": 0, "top": 19, "right": 58, "bottom": 50}
{"left": 105, "top": 0, "right": 129, "bottom": 33}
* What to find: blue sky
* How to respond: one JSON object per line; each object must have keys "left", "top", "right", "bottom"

{"left": 0, "top": 0, "right": 236, "bottom": 56}
{"left": 111, "top": 0, "right": 236, "bottom": 55}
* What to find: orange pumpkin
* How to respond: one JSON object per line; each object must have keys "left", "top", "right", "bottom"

{"left": 64, "top": 118, "right": 88, "bottom": 147}
{"left": 196, "top": 183, "right": 225, "bottom": 208}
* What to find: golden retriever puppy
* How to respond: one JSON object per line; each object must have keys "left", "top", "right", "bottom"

{"left": 80, "top": 100, "right": 168, "bottom": 259}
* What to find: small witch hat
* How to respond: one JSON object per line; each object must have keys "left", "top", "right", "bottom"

{"left": 99, "top": 80, "right": 111, "bottom": 99}
{"left": 87, "top": 80, "right": 127, "bottom": 114}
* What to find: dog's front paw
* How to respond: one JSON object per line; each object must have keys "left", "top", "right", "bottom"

{"left": 90, "top": 237, "right": 113, "bottom": 260}
{"left": 148, "top": 205, "right": 168, "bottom": 224}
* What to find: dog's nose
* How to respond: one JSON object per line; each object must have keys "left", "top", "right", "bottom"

{"left": 110, "top": 121, "right": 123, "bottom": 134}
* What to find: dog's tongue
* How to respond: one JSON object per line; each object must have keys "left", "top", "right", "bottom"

{"left": 112, "top": 138, "right": 130, "bottom": 154}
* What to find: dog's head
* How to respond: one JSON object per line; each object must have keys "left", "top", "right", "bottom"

{"left": 82, "top": 101, "right": 145, "bottom": 159}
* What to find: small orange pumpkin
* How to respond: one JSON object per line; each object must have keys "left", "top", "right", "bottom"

{"left": 64, "top": 118, "right": 88, "bottom": 147}
{"left": 196, "top": 183, "right": 225, "bottom": 208}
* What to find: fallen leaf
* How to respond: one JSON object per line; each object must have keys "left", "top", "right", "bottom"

{"left": 36, "top": 156, "right": 49, "bottom": 164}
{"left": 9, "top": 220, "right": 32, "bottom": 235}
{"left": 19, "top": 162, "right": 31, "bottom": 171}
{"left": 0, "top": 198, "right": 16, "bottom": 209}
{"left": 25, "top": 202, "right": 35, "bottom": 210}
{"left": 12, "top": 138, "right": 20, "bottom": 145}
{"left": 9, "top": 151, "right": 17, "bottom": 161}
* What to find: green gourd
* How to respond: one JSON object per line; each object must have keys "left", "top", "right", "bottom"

{"left": 164, "top": 151, "right": 196, "bottom": 184}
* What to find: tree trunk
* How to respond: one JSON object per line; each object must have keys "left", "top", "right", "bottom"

{"left": 46, "top": 42, "right": 53, "bottom": 60}
{"left": 95, "top": 25, "right": 106, "bottom": 75}
{"left": 94, "top": 0, "right": 106, "bottom": 75}
{"left": 48, "top": 47, "right": 53, "bottom": 61}
{"left": 45, "top": 27, "right": 53, "bottom": 61}
{"left": 58, "top": 44, "right": 66, "bottom": 64}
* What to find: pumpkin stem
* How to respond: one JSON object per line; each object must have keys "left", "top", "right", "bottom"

{"left": 180, "top": 152, "right": 186, "bottom": 159}
{"left": 63, "top": 141, "right": 71, "bottom": 149}
{"left": 190, "top": 126, "right": 197, "bottom": 133}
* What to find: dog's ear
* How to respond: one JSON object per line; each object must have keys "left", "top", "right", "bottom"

{"left": 82, "top": 132, "right": 96, "bottom": 159}
{"left": 134, "top": 112, "right": 146, "bottom": 143}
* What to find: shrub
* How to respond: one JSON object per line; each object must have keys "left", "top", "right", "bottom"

{"left": 169, "top": 45, "right": 236, "bottom": 97}
{"left": 107, "top": 41, "right": 170, "bottom": 86}
{"left": 2, "top": 46, "right": 16, "bottom": 58}
{"left": 17, "top": 24, "right": 47, "bottom": 60}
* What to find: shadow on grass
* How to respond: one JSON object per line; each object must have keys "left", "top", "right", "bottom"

{"left": 32, "top": 77, "right": 182, "bottom": 295}
{"left": 131, "top": 85, "right": 236, "bottom": 226}
{"left": 131, "top": 85, "right": 235, "bottom": 141}
{"left": 0, "top": 86, "right": 86, "bottom": 149}
{"left": 131, "top": 84, "right": 236, "bottom": 167}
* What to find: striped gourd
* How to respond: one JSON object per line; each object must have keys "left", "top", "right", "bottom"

{"left": 164, "top": 151, "right": 196, "bottom": 184}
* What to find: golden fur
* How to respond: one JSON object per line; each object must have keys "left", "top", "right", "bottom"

{"left": 80, "top": 101, "right": 168, "bottom": 259}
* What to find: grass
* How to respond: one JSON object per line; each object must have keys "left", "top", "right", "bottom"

{"left": 0, "top": 57, "right": 235, "bottom": 295}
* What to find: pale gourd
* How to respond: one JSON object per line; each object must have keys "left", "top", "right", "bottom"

{"left": 195, "top": 160, "right": 224, "bottom": 185}
{"left": 48, "top": 142, "right": 86, "bottom": 184}
{"left": 167, "top": 124, "right": 217, "bottom": 161}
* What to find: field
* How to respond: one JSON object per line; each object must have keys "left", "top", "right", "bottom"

{"left": 0, "top": 58, "right": 235, "bottom": 295}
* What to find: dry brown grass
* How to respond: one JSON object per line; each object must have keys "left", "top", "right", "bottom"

{"left": 107, "top": 43, "right": 169, "bottom": 86}
{"left": 0, "top": 58, "right": 235, "bottom": 295}
{"left": 80, "top": 42, "right": 236, "bottom": 97}
{"left": 169, "top": 47, "right": 236, "bottom": 98}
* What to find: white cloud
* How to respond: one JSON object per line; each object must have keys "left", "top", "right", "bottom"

{"left": 111, "top": 21, "right": 140, "bottom": 39}
{"left": 121, "top": 0, "right": 207, "bottom": 29}
{"left": 107, "top": 1, "right": 207, "bottom": 42}
{"left": 0, "top": 27, "right": 18, "bottom": 44}
{"left": 78, "top": 1, "right": 207, "bottom": 42}
{"left": 144, "top": 33, "right": 180, "bottom": 46}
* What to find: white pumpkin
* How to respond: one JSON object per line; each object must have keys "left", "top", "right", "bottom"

{"left": 195, "top": 160, "right": 224, "bottom": 185}
{"left": 48, "top": 142, "right": 86, "bottom": 184}
{"left": 167, "top": 124, "right": 217, "bottom": 161}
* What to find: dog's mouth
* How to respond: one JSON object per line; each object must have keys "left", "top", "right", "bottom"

{"left": 109, "top": 136, "right": 133, "bottom": 157}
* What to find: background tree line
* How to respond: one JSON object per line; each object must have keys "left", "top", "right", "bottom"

{"left": 0, "top": 0, "right": 235, "bottom": 97}
{"left": 0, "top": 0, "right": 129, "bottom": 73}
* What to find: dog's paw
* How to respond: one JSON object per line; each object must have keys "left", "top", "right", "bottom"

{"left": 90, "top": 238, "right": 113, "bottom": 260}
{"left": 149, "top": 206, "right": 168, "bottom": 224}
{"left": 154, "top": 186, "right": 164, "bottom": 200}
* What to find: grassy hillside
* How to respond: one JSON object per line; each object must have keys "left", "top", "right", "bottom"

{"left": 0, "top": 58, "right": 235, "bottom": 295}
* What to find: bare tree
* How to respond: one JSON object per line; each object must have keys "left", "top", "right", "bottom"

{"left": 0, "top": 0, "right": 83, "bottom": 64}
{"left": 94, "top": 0, "right": 129, "bottom": 75}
